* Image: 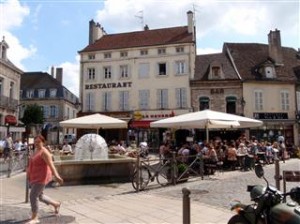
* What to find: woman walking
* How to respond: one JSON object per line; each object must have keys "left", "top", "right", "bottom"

{"left": 26, "top": 135, "right": 63, "bottom": 224}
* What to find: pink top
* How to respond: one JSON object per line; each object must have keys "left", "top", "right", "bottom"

{"left": 28, "top": 150, "right": 52, "bottom": 185}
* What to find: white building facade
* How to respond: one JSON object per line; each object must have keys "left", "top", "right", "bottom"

{"left": 79, "top": 11, "right": 196, "bottom": 146}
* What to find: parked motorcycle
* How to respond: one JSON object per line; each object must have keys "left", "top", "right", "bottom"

{"left": 228, "top": 164, "right": 300, "bottom": 224}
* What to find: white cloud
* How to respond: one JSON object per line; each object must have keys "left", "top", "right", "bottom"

{"left": 58, "top": 56, "right": 80, "bottom": 97}
{"left": 0, "top": 0, "right": 35, "bottom": 70}
{"left": 197, "top": 47, "right": 221, "bottom": 55}
{"left": 3, "top": 31, "right": 36, "bottom": 70}
{"left": 0, "top": 0, "right": 29, "bottom": 30}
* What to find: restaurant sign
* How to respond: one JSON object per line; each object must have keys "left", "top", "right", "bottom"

{"left": 253, "top": 112, "right": 288, "bottom": 120}
{"left": 85, "top": 81, "right": 132, "bottom": 90}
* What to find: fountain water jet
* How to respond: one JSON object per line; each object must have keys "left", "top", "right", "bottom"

{"left": 54, "top": 134, "right": 136, "bottom": 185}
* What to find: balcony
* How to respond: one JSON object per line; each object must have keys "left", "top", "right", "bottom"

{"left": 0, "top": 95, "right": 18, "bottom": 110}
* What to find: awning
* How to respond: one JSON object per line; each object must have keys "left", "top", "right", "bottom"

{"left": 5, "top": 115, "right": 17, "bottom": 125}
{"left": 130, "top": 120, "right": 155, "bottom": 128}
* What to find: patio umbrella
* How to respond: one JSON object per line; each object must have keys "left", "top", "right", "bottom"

{"left": 150, "top": 109, "right": 263, "bottom": 141}
{"left": 60, "top": 113, "right": 128, "bottom": 131}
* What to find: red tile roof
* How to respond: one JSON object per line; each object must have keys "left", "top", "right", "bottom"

{"left": 79, "top": 26, "right": 193, "bottom": 52}
{"left": 224, "top": 43, "right": 299, "bottom": 82}
{"left": 194, "top": 53, "right": 239, "bottom": 80}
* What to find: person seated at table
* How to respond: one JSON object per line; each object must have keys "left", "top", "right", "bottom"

{"left": 203, "top": 144, "right": 218, "bottom": 175}
{"left": 227, "top": 141, "right": 238, "bottom": 170}
{"left": 237, "top": 142, "right": 247, "bottom": 170}
{"left": 265, "top": 142, "right": 274, "bottom": 164}
{"left": 61, "top": 141, "right": 73, "bottom": 155}
{"left": 178, "top": 143, "right": 190, "bottom": 164}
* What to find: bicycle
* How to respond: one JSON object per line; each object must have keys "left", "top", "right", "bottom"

{"left": 131, "top": 158, "right": 177, "bottom": 191}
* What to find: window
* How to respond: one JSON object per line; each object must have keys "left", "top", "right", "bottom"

{"left": 158, "top": 48, "right": 166, "bottom": 55}
{"left": 120, "top": 51, "right": 128, "bottom": 57}
{"left": 120, "top": 65, "right": 129, "bottom": 78}
{"left": 158, "top": 63, "right": 167, "bottom": 75}
{"left": 280, "top": 90, "right": 290, "bottom": 111}
{"left": 175, "top": 61, "right": 185, "bottom": 74}
{"left": 139, "top": 90, "right": 150, "bottom": 110}
{"left": 265, "top": 67, "right": 275, "bottom": 78}
{"left": 49, "top": 105, "right": 58, "bottom": 118}
{"left": 42, "top": 105, "right": 49, "bottom": 118}
{"left": 212, "top": 66, "right": 220, "bottom": 78}
{"left": 27, "top": 89, "right": 34, "bottom": 98}
{"left": 88, "top": 54, "right": 95, "bottom": 60}
{"left": 226, "top": 96, "right": 236, "bottom": 114}
{"left": 102, "top": 92, "right": 112, "bottom": 111}
{"left": 176, "top": 88, "right": 187, "bottom": 108}
{"left": 176, "top": 47, "right": 184, "bottom": 53}
{"left": 119, "top": 91, "right": 129, "bottom": 111}
{"left": 85, "top": 92, "right": 95, "bottom": 111}
{"left": 103, "top": 66, "right": 112, "bottom": 79}
{"left": 50, "top": 89, "right": 57, "bottom": 98}
{"left": 140, "top": 50, "right": 148, "bottom": 56}
{"left": 88, "top": 68, "right": 95, "bottom": 80}
{"left": 0, "top": 78, "right": 3, "bottom": 95}
{"left": 199, "top": 97, "right": 209, "bottom": 110}
{"left": 104, "top": 53, "right": 111, "bottom": 58}
{"left": 38, "top": 89, "right": 46, "bottom": 98}
{"left": 139, "top": 63, "right": 149, "bottom": 78}
{"left": 254, "top": 90, "right": 263, "bottom": 111}
{"left": 9, "top": 82, "right": 14, "bottom": 98}
{"left": 297, "top": 91, "right": 300, "bottom": 112}
{"left": 157, "top": 89, "right": 168, "bottom": 109}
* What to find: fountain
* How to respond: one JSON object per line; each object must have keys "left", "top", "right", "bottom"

{"left": 53, "top": 134, "right": 136, "bottom": 185}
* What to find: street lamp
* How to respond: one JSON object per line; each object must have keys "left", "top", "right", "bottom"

{"left": 240, "top": 97, "right": 246, "bottom": 116}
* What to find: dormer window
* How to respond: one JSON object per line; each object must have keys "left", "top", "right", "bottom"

{"left": 264, "top": 66, "right": 275, "bottom": 78}
{"left": 208, "top": 61, "right": 224, "bottom": 79}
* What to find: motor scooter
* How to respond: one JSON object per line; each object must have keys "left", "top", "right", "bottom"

{"left": 228, "top": 164, "right": 300, "bottom": 224}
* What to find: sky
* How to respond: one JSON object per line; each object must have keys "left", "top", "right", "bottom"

{"left": 1, "top": 0, "right": 299, "bottom": 97}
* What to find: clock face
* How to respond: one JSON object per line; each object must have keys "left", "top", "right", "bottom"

{"left": 74, "top": 133, "right": 108, "bottom": 160}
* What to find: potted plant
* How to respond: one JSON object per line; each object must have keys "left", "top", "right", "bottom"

{"left": 177, "top": 163, "right": 189, "bottom": 183}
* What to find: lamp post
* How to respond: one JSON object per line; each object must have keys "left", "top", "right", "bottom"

{"left": 240, "top": 97, "right": 246, "bottom": 116}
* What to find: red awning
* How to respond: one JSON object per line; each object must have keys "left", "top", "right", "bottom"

{"left": 5, "top": 115, "right": 17, "bottom": 125}
{"left": 130, "top": 120, "right": 155, "bottom": 128}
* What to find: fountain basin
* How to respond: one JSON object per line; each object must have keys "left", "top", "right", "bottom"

{"left": 54, "top": 154, "right": 136, "bottom": 185}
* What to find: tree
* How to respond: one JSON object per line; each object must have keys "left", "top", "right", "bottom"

{"left": 21, "top": 104, "right": 44, "bottom": 126}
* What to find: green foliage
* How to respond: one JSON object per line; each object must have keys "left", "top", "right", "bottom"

{"left": 177, "top": 163, "right": 188, "bottom": 173}
{"left": 21, "top": 104, "right": 44, "bottom": 125}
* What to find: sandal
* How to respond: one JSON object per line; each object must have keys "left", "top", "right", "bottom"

{"left": 25, "top": 219, "right": 40, "bottom": 224}
{"left": 55, "top": 202, "right": 61, "bottom": 215}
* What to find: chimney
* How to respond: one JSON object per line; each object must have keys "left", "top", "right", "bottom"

{"left": 56, "top": 67, "right": 63, "bottom": 84}
{"left": 89, "top": 20, "right": 106, "bottom": 44}
{"left": 187, "top": 11, "right": 194, "bottom": 34}
{"left": 144, "top": 24, "right": 149, "bottom": 31}
{"left": 51, "top": 66, "right": 55, "bottom": 77}
{"left": 268, "top": 29, "right": 283, "bottom": 66}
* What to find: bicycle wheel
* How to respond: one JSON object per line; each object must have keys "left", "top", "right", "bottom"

{"left": 131, "top": 167, "right": 150, "bottom": 191}
{"left": 156, "top": 164, "right": 176, "bottom": 186}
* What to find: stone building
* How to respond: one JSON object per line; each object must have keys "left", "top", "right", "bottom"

{"left": 78, "top": 11, "right": 196, "bottom": 147}
{"left": 192, "top": 30, "right": 300, "bottom": 146}
{"left": 0, "top": 37, "right": 24, "bottom": 140}
{"left": 20, "top": 68, "right": 80, "bottom": 144}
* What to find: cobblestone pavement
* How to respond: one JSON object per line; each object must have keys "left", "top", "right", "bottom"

{"left": 0, "top": 158, "right": 299, "bottom": 224}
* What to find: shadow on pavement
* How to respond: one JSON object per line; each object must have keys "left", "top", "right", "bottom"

{"left": 1, "top": 205, "right": 75, "bottom": 224}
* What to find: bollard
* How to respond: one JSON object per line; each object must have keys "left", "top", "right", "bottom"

{"left": 182, "top": 187, "right": 191, "bottom": 224}
{"left": 7, "top": 149, "right": 12, "bottom": 178}
{"left": 172, "top": 152, "right": 177, "bottom": 185}
{"left": 136, "top": 154, "right": 140, "bottom": 192}
{"left": 274, "top": 158, "right": 281, "bottom": 190}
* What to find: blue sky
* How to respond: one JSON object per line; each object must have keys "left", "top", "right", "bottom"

{"left": 1, "top": 0, "right": 299, "bottom": 97}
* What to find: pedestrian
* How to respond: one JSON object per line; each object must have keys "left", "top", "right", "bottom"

{"left": 26, "top": 135, "right": 63, "bottom": 224}
{"left": 3, "top": 133, "right": 13, "bottom": 162}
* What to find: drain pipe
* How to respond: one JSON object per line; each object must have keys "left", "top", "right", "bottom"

{"left": 182, "top": 188, "right": 191, "bottom": 224}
